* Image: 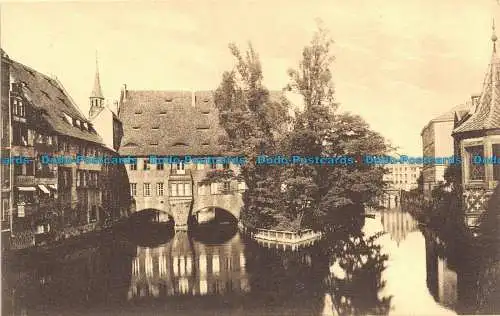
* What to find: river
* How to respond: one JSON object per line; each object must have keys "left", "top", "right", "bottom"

{"left": 2, "top": 209, "right": 499, "bottom": 315}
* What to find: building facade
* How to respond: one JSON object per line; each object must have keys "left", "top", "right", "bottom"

{"left": 421, "top": 102, "right": 472, "bottom": 198}
{"left": 452, "top": 28, "right": 500, "bottom": 229}
{"left": 0, "top": 50, "right": 129, "bottom": 250}
{"left": 380, "top": 162, "right": 422, "bottom": 208}
{"left": 383, "top": 163, "right": 422, "bottom": 191}
{"left": 117, "top": 87, "right": 246, "bottom": 231}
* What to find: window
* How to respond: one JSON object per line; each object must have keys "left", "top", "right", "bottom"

{"left": 177, "top": 183, "right": 185, "bottom": 196}
{"left": 130, "top": 183, "right": 137, "bottom": 196}
{"left": 169, "top": 182, "right": 191, "bottom": 196}
{"left": 172, "top": 161, "right": 185, "bottom": 174}
{"left": 466, "top": 145, "right": 485, "bottom": 181}
{"left": 223, "top": 162, "right": 230, "bottom": 170}
{"left": 144, "top": 183, "right": 151, "bottom": 196}
{"left": 157, "top": 182, "right": 164, "bottom": 196}
{"left": 157, "top": 163, "right": 164, "bottom": 170}
{"left": 494, "top": 144, "right": 500, "bottom": 181}
{"left": 143, "top": 158, "right": 150, "bottom": 170}
{"left": 130, "top": 162, "right": 137, "bottom": 171}
{"left": 184, "top": 183, "right": 192, "bottom": 196}
{"left": 76, "top": 171, "right": 81, "bottom": 187}
{"left": 2, "top": 199, "right": 9, "bottom": 221}
{"left": 170, "top": 183, "right": 178, "bottom": 197}
{"left": 210, "top": 162, "right": 217, "bottom": 169}
{"left": 221, "top": 181, "right": 230, "bottom": 193}
{"left": 12, "top": 122, "right": 28, "bottom": 146}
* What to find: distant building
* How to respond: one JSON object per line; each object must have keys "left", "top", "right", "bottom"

{"left": 452, "top": 27, "right": 500, "bottom": 228}
{"left": 383, "top": 163, "right": 422, "bottom": 191}
{"left": 380, "top": 161, "right": 422, "bottom": 208}
{"left": 421, "top": 102, "right": 472, "bottom": 198}
{"left": 0, "top": 50, "right": 129, "bottom": 250}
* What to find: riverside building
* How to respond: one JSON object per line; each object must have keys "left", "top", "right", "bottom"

{"left": 452, "top": 26, "right": 500, "bottom": 228}
{"left": 0, "top": 50, "right": 129, "bottom": 250}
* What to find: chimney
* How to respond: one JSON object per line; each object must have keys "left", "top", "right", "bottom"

{"left": 470, "top": 94, "right": 480, "bottom": 113}
{"left": 191, "top": 90, "right": 196, "bottom": 107}
{"left": 122, "top": 84, "right": 128, "bottom": 101}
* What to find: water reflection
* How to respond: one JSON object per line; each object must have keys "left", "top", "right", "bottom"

{"left": 424, "top": 229, "right": 500, "bottom": 314}
{"left": 380, "top": 209, "right": 418, "bottom": 246}
{"left": 3, "top": 210, "right": 499, "bottom": 315}
{"left": 127, "top": 232, "right": 249, "bottom": 300}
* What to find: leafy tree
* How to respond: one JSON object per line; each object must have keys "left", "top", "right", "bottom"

{"left": 212, "top": 24, "right": 389, "bottom": 231}
{"left": 282, "top": 24, "right": 389, "bottom": 231}
{"left": 212, "top": 43, "right": 290, "bottom": 228}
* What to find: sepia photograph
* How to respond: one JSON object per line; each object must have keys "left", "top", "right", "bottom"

{"left": 0, "top": 1, "right": 499, "bottom": 315}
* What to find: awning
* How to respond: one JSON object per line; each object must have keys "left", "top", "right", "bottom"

{"left": 38, "top": 185, "right": 50, "bottom": 194}
{"left": 17, "top": 187, "right": 36, "bottom": 192}
{"left": 48, "top": 184, "right": 57, "bottom": 190}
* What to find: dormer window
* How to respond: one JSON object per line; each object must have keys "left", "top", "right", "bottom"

{"left": 40, "top": 90, "right": 51, "bottom": 100}
{"left": 165, "top": 98, "right": 173, "bottom": 102}
{"left": 134, "top": 110, "right": 142, "bottom": 115}
{"left": 152, "top": 126, "right": 159, "bottom": 130}
{"left": 82, "top": 122, "right": 88, "bottom": 130}
{"left": 196, "top": 124, "right": 210, "bottom": 130}
{"left": 62, "top": 112, "right": 72, "bottom": 124}
{"left": 12, "top": 98, "right": 25, "bottom": 117}
{"left": 58, "top": 97, "right": 68, "bottom": 107}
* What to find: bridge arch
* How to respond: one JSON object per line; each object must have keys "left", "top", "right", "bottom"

{"left": 192, "top": 193, "right": 243, "bottom": 221}
{"left": 130, "top": 208, "right": 174, "bottom": 223}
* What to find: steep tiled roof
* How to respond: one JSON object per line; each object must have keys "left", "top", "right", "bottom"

{"left": 453, "top": 32, "right": 500, "bottom": 134}
{"left": 118, "top": 89, "right": 286, "bottom": 156}
{"left": 118, "top": 90, "right": 225, "bottom": 156}
{"left": 9, "top": 60, "right": 103, "bottom": 144}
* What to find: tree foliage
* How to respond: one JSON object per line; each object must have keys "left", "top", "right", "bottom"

{"left": 280, "top": 25, "right": 389, "bottom": 231}
{"left": 212, "top": 43, "right": 290, "bottom": 228}
{"left": 214, "top": 25, "right": 389, "bottom": 231}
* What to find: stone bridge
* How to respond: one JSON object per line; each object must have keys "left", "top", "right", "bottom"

{"left": 131, "top": 191, "right": 243, "bottom": 231}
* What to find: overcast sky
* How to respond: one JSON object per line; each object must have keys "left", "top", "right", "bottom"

{"left": 1, "top": 0, "right": 499, "bottom": 155}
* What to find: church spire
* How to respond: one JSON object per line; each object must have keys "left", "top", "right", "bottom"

{"left": 91, "top": 51, "right": 104, "bottom": 99}
{"left": 492, "top": 18, "right": 497, "bottom": 53}
{"left": 89, "top": 51, "right": 104, "bottom": 120}
{"left": 453, "top": 19, "right": 500, "bottom": 134}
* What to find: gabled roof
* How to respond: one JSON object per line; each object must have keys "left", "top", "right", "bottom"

{"left": 432, "top": 104, "right": 470, "bottom": 123}
{"left": 454, "top": 28, "right": 500, "bottom": 134}
{"left": 420, "top": 103, "right": 470, "bottom": 136}
{"left": 9, "top": 59, "right": 103, "bottom": 144}
{"left": 118, "top": 89, "right": 285, "bottom": 156}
